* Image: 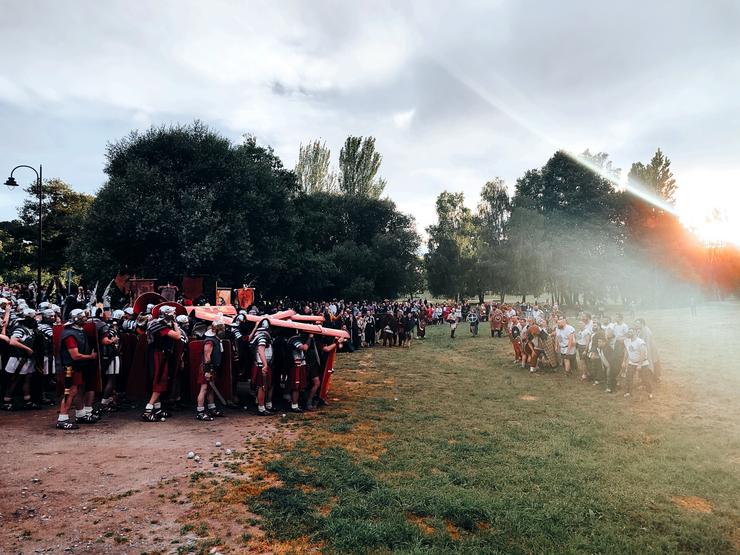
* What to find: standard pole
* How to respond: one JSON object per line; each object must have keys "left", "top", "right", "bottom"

{"left": 37, "top": 164, "right": 43, "bottom": 305}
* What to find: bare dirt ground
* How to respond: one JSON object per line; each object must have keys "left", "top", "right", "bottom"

{"left": 0, "top": 406, "right": 291, "bottom": 554}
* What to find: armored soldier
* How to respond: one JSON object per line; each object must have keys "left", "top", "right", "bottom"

{"left": 142, "top": 305, "right": 181, "bottom": 422}
{"left": 57, "top": 309, "right": 98, "bottom": 429}
{"left": 196, "top": 321, "right": 226, "bottom": 421}
{"left": 3, "top": 308, "right": 40, "bottom": 410}
{"left": 249, "top": 318, "right": 274, "bottom": 416}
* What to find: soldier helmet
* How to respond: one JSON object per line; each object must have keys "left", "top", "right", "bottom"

{"left": 256, "top": 318, "right": 270, "bottom": 331}
{"left": 69, "top": 308, "right": 87, "bottom": 325}
{"left": 176, "top": 314, "right": 189, "bottom": 325}
{"left": 159, "top": 305, "right": 176, "bottom": 319}
{"left": 23, "top": 308, "right": 37, "bottom": 318}
{"left": 38, "top": 301, "right": 51, "bottom": 310}
{"left": 42, "top": 308, "right": 55, "bottom": 321}
{"left": 123, "top": 307, "right": 134, "bottom": 316}
{"left": 112, "top": 309, "right": 125, "bottom": 320}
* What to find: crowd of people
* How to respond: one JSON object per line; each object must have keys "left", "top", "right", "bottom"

{"left": 432, "top": 300, "right": 662, "bottom": 399}
{"left": 0, "top": 278, "right": 662, "bottom": 432}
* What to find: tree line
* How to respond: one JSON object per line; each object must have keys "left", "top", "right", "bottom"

{"left": 424, "top": 148, "right": 739, "bottom": 305}
{"left": 1, "top": 121, "right": 737, "bottom": 302}
{"left": 0, "top": 122, "right": 421, "bottom": 300}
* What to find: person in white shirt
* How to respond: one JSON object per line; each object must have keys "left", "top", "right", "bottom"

{"left": 575, "top": 318, "right": 592, "bottom": 380}
{"left": 531, "top": 305, "right": 543, "bottom": 323}
{"left": 622, "top": 327, "right": 654, "bottom": 399}
{"left": 555, "top": 318, "right": 576, "bottom": 374}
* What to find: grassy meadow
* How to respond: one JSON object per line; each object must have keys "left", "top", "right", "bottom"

{"left": 195, "top": 302, "right": 740, "bottom": 554}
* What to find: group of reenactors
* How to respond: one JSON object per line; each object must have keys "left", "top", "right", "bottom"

{"left": 0, "top": 292, "right": 346, "bottom": 430}
{"left": 492, "top": 303, "right": 661, "bottom": 398}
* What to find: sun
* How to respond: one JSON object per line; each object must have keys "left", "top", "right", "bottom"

{"left": 674, "top": 171, "right": 740, "bottom": 247}
{"left": 679, "top": 208, "right": 740, "bottom": 247}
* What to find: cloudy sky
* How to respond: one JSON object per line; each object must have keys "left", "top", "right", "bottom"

{"left": 1, "top": 0, "right": 739, "bottom": 243}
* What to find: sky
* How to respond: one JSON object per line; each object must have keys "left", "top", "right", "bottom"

{"left": 1, "top": 0, "right": 739, "bottom": 244}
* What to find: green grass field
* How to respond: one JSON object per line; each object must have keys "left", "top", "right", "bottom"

{"left": 220, "top": 302, "right": 740, "bottom": 553}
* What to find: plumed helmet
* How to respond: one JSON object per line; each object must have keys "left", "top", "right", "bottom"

{"left": 112, "top": 309, "right": 125, "bottom": 320}
{"left": 69, "top": 308, "right": 87, "bottom": 325}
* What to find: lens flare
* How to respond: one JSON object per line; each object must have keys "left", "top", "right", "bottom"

{"left": 437, "top": 59, "right": 687, "bottom": 220}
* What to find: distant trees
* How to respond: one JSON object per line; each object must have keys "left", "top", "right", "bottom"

{"left": 19, "top": 179, "right": 93, "bottom": 273}
{"left": 62, "top": 123, "right": 417, "bottom": 299}
{"left": 338, "top": 136, "right": 386, "bottom": 198}
{"left": 295, "top": 140, "right": 337, "bottom": 194}
{"left": 424, "top": 147, "right": 727, "bottom": 305}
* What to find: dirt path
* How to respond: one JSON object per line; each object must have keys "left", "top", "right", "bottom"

{"left": 0, "top": 406, "right": 287, "bottom": 554}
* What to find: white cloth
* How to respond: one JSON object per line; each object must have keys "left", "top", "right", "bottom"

{"left": 5, "top": 357, "right": 34, "bottom": 375}
{"left": 106, "top": 356, "right": 121, "bottom": 375}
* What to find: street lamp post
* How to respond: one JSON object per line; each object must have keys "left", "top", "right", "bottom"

{"left": 5, "top": 164, "right": 43, "bottom": 305}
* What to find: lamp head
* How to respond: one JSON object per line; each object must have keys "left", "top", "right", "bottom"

{"left": 4, "top": 176, "right": 18, "bottom": 189}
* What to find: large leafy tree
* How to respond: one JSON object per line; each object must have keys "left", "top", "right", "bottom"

{"left": 511, "top": 150, "right": 624, "bottom": 304}
{"left": 295, "top": 140, "right": 337, "bottom": 194}
{"left": 425, "top": 191, "right": 477, "bottom": 299}
{"left": 290, "top": 194, "right": 420, "bottom": 299}
{"left": 17, "top": 179, "right": 93, "bottom": 273}
{"left": 474, "top": 178, "right": 512, "bottom": 300}
{"left": 69, "top": 122, "right": 299, "bottom": 295}
{"left": 338, "top": 136, "right": 386, "bottom": 198}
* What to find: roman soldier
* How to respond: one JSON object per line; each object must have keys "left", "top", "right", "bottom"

{"left": 196, "top": 320, "right": 226, "bottom": 421}
{"left": 142, "top": 305, "right": 181, "bottom": 422}
{"left": 57, "top": 309, "right": 98, "bottom": 429}
{"left": 287, "top": 332, "right": 312, "bottom": 413}
{"left": 490, "top": 304, "right": 504, "bottom": 338}
{"left": 100, "top": 310, "right": 122, "bottom": 412}
{"left": 36, "top": 308, "right": 57, "bottom": 405}
{"left": 3, "top": 308, "right": 40, "bottom": 410}
{"left": 508, "top": 315, "right": 523, "bottom": 365}
{"left": 249, "top": 318, "right": 274, "bottom": 416}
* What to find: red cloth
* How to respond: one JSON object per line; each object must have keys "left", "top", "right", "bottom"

{"left": 252, "top": 363, "right": 271, "bottom": 389}
{"left": 182, "top": 276, "right": 204, "bottom": 301}
{"left": 289, "top": 362, "right": 307, "bottom": 392}
{"left": 151, "top": 352, "right": 170, "bottom": 393}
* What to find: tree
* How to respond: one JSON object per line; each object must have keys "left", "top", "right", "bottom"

{"left": 69, "top": 122, "right": 299, "bottom": 295}
{"left": 425, "top": 191, "right": 476, "bottom": 300}
{"left": 474, "top": 178, "right": 512, "bottom": 300}
{"left": 18, "top": 179, "right": 93, "bottom": 273}
{"left": 295, "top": 140, "right": 337, "bottom": 194}
{"left": 628, "top": 148, "right": 677, "bottom": 203}
{"left": 0, "top": 220, "right": 34, "bottom": 282}
{"left": 338, "top": 136, "right": 385, "bottom": 198}
{"left": 476, "top": 178, "right": 511, "bottom": 247}
{"left": 290, "top": 194, "right": 420, "bottom": 299}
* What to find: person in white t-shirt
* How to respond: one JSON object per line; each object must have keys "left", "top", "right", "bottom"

{"left": 555, "top": 318, "right": 576, "bottom": 374}
{"left": 575, "top": 318, "right": 592, "bottom": 380}
{"left": 622, "top": 327, "right": 654, "bottom": 399}
{"left": 531, "top": 305, "right": 543, "bottom": 323}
